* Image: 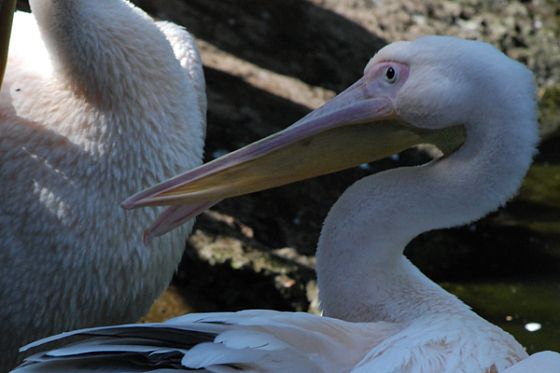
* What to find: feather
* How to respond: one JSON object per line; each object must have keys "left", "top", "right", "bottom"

{"left": 15, "top": 310, "right": 399, "bottom": 371}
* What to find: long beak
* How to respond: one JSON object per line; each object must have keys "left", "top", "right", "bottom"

{"left": 125, "top": 76, "right": 465, "bottom": 240}
{"left": 0, "top": 0, "right": 15, "bottom": 87}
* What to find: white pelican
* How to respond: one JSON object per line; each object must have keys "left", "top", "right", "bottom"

{"left": 0, "top": 0, "right": 205, "bottom": 370}
{"left": 14, "top": 37, "right": 560, "bottom": 371}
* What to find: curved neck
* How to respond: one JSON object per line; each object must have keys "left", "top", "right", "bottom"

{"left": 316, "top": 115, "right": 537, "bottom": 323}
{"left": 29, "top": 0, "right": 175, "bottom": 106}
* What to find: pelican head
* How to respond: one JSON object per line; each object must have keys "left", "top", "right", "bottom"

{"left": 375, "top": 37, "right": 535, "bottom": 132}
{"left": 124, "top": 35, "right": 537, "bottom": 239}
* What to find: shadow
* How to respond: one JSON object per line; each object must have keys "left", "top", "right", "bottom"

{"left": 199, "top": 66, "right": 371, "bottom": 251}
{"left": 504, "top": 199, "right": 560, "bottom": 230}
{"left": 407, "top": 222, "right": 560, "bottom": 282}
{"left": 15, "top": 1, "right": 29, "bottom": 12}
{"left": 134, "top": 0, "right": 387, "bottom": 92}
{"left": 174, "top": 248, "right": 301, "bottom": 312}
{"left": 173, "top": 212, "right": 314, "bottom": 312}
{"left": 17, "top": 0, "right": 386, "bottom": 105}
{"left": 535, "top": 134, "right": 560, "bottom": 164}
{"left": 20, "top": 0, "right": 387, "bottom": 90}
{"left": 202, "top": 66, "right": 309, "bottom": 155}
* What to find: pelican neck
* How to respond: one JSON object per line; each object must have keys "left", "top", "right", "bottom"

{"left": 315, "top": 116, "right": 536, "bottom": 323}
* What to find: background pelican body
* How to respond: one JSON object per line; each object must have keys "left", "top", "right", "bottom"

{"left": 0, "top": 0, "right": 205, "bottom": 370}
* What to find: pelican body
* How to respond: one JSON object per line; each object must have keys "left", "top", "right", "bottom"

{"left": 0, "top": 0, "right": 204, "bottom": 369}
{"left": 14, "top": 37, "right": 560, "bottom": 371}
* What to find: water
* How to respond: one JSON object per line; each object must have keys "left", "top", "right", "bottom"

{"left": 444, "top": 278, "right": 560, "bottom": 353}
{"left": 440, "top": 142, "right": 560, "bottom": 353}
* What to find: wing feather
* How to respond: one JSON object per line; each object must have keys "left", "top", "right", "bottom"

{"left": 14, "top": 310, "right": 399, "bottom": 372}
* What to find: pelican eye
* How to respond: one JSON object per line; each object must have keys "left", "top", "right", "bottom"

{"left": 384, "top": 66, "right": 397, "bottom": 83}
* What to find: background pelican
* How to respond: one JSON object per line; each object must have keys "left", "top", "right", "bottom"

{"left": 14, "top": 36, "right": 560, "bottom": 371}
{"left": 0, "top": 0, "right": 205, "bottom": 370}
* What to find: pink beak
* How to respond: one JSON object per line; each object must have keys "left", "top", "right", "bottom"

{"left": 124, "top": 74, "right": 464, "bottom": 241}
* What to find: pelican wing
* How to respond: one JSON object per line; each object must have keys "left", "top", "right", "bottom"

{"left": 15, "top": 311, "right": 544, "bottom": 372}
{"left": 15, "top": 310, "right": 400, "bottom": 372}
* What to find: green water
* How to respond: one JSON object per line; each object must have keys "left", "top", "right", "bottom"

{"left": 444, "top": 144, "right": 560, "bottom": 353}
{"left": 444, "top": 280, "right": 560, "bottom": 353}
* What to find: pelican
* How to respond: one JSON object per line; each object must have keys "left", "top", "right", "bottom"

{"left": 0, "top": 0, "right": 205, "bottom": 370}
{"left": 14, "top": 37, "right": 560, "bottom": 371}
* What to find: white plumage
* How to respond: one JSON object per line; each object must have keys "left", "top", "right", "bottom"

{"left": 13, "top": 36, "right": 560, "bottom": 372}
{"left": 0, "top": 0, "right": 204, "bottom": 370}
{"left": 12, "top": 310, "right": 559, "bottom": 372}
